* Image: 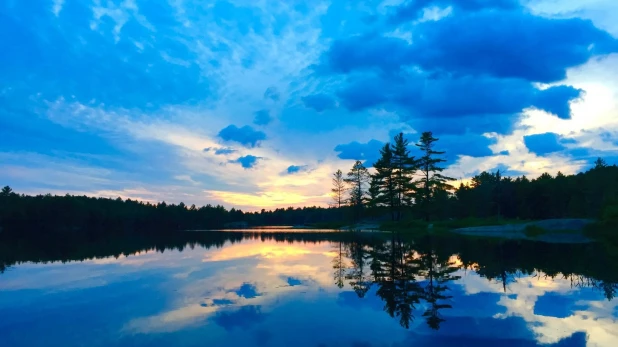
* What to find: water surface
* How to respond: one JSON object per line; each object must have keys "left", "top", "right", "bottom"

{"left": 1, "top": 230, "right": 617, "bottom": 346}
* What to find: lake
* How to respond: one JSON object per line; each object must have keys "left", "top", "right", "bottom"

{"left": 1, "top": 230, "right": 617, "bottom": 346}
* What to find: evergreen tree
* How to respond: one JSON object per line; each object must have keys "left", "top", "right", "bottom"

{"left": 373, "top": 143, "right": 397, "bottom": 220}
{"left": 345, "top": 160, "right": 370, "bottom": 221}
{"left": 332, "top": 241, "right": 347, "bottom": 288}
{"left": 594, "top": 157, "right": 608, "bottom": 169}
{"left": 367, "top": 176, "right": 382, "bottom": 215}
{"left": 331, "top": 170, "right": 346, "bottom": 208}
{"left": 1, "top": 186, "right": 13, "bottom": 197}
{"left": 415, "top": 132, "right": 453, "bottom": 221}
{"left": 345, "top": 242, "right": 372, "bottom": 298}
{"left": 391, "top": 133, "right": 417, "bottom": 220}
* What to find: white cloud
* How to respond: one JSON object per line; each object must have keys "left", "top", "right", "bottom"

{"left": 52, "top": 0, "right": 65, "bottom": 17}
{"left": 458, "top": 268, "right": 618, "bottom": 347}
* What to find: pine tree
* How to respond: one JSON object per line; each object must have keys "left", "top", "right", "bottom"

{"left": 1, "top": 186, "right": 13, "bottom": 197}
{"left": 594, "top": 157, "right": 608, "bottom": 169}
{"left": 345, "top": 160, "right": 370, "bottom": 221}
{"left": 367, "top": 175, "right": 382, "bottom": 213}
{"left": 373, "top": 143, "right": 397, "bottom": 220}
{"left": 415, "top": 132, "right": 454, "bottom": 221}
{"left": 331, "top": 170, "right": 346, "bottom": 208}
{"left": 391, "top": 133, "right": 417, "bottom": 220}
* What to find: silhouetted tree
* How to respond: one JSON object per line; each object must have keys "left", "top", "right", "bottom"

{"left": 367, "top": 176, "right": 382, "bottom": 217}
{"left": 372, "top": 143, "right": 397, "bottom": 220}
{"left": 372, "top": 235, "right": 423, "bottom": 329}
{"left": 345, "top": 160, "right": 370, "bottom": 221}
{"left": 391, "top": 133, "right": 417, "bottom": 220}
{"left": 345, "top": 241, "right": 372, "bottom": 298}
{"left": 594, "top": 157, "right": 608, "bottom": 169}
{"left": 1, "top": 186, "right": 13, "bottom": 197}
{"left": 415, "top": 132, "right": 453, "bottom": 221}
{"left": 331, "top": 169, "right": 346, "bottom": 208}
{"left": 333, "top": 241, "right": 347, "bottom": 288}
{"left": 415, "top": 238, "right": 461, "bottom": 330}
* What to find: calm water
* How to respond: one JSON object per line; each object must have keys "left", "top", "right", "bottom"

{"left": 1, "top": 230, "right": 617, "bottom": 346}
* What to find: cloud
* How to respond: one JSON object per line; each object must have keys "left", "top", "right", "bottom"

{"left": 314, "top": 6, "right": 615, "bottom": 140}
{"left": 52, "top": 0, "right": 64, "bottom": 16}
{"left": 392, "top": 131, "right": 496, "bottom": 163}
{"left": 213, "top": 305, "right": 267, "bottom": 331}
{"left": 285, "top": 277, "right": 303, "bottom": 286}
{"left": 524, "top": 132, "right": 570, "bottom": 156}
{"left": 1, "top": 0, "right": 207, "bottom": 110}
{"left": 425, "top": 133, "right": 497, "bottom": 163}
{"left": 203, "top": 147, "right": 237, "bottom": 155}
{"left": 389, "top": 0, "right": 520, "bottom": 24}
{"left": 336, "top": 73, "right": 585, "bottom": 130}
{"left": 320, "top": 34, "right": 412, "bottom": 74}
{"left": 285, "top": 165, "right": 311, "bottom": 175}
{"left": 533, "top": 86, "right": 584, "bottom": 120}
{"left": 534, "top": 292, "right": 586, "bottom": 319}
{"left": 229, "top": 283, "right": 262, "bottom": 299}
{"left": 218, "top": 125, "right": 266, "bottom": 148}
{"left": 253, "top": 110, "right": 272, "bottom": 126}
{"left": 230, "top": 155, "right": 261, "bottom": 169}
{"left": 210, "top": 298, "right": 235, "bottom": 306}
{"left": 334, "top": 139, "right": 384, "bottom": 166}
{"left": 322, "top": 11, "right": 618, "bottom": 83}
{"left": 264, "top": 86, "right": 280, "bottom": 101}
{"left": 215, "top": 147, "right": 237, "bottom": 155}
{"left": 336, "top": 79, "right": 389, "bottom": 112}
{"left": 301, "top": 94, "right": 336, "bottom": 112}
{"left": 406, "top": 10, "right": 618, "bottom": 83}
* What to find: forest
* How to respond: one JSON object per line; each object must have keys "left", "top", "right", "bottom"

{"left": 2, "top": 131, "right": 618, "bottom": 235}
{"left": 0, "top": 186, "right": 341, "bottom": 234}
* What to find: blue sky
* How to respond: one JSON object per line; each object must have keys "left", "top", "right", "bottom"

{"left": 1, "top": 0, "right": 618, "bottom": 210}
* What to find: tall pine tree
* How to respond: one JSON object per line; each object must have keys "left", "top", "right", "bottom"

{"left": 415, "top": 132, "right": 454, "bottom": 221}
{"left": 391, "top": 133, "right": 417, "bottom": 220}
{"left": 345, "top": 160, "right": 370, "bottom": 221}
{"left": 367, "top": 175, "right": 382, "bottom": 216}
{"left": 373, "top": 143, "right": 397, "bottom": 220}
{"left": 331, "top": 169, "right": 346, "bottom": 208}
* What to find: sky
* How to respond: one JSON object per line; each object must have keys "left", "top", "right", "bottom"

{"left": 1, "top": 0, "right": 618, "bottom": 211}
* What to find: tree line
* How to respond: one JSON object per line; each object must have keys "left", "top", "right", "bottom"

{"left": 453, "top": 158, "right": 618, "bottom": 221}
{"left": 332, "top": 132, "right": 618, "bottom": 224}
{"left": 0, "top": 186, "right": 343, "bottom": 235}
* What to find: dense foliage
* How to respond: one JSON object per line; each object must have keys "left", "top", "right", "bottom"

{"left": 453, "top": 158, "right": 618, "bottom": 221}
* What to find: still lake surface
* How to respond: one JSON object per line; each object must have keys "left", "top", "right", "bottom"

{"left": 1, "top": 229, "right": 617, "bottom": 346}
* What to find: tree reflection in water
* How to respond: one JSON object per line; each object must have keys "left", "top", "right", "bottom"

{"left": 1, "top": 230, "right": 617, "bottom": 330}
